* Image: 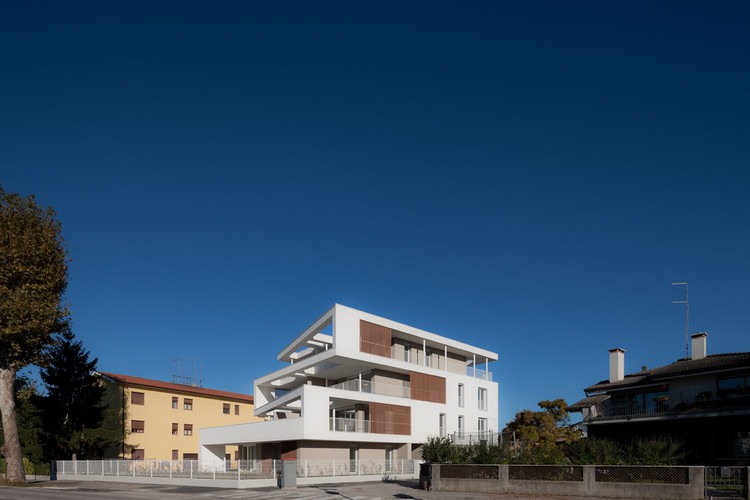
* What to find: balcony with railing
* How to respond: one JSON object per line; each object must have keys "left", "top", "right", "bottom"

{"left": 588, "top": 391, "right": 750, "bottom": 422}
{"left": 329, "top": 378, "right": 411, "bottom": 399}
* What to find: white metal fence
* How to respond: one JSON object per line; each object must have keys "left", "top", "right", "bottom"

{"left": 54, "top": 458, "right": 418, "bottom": 482}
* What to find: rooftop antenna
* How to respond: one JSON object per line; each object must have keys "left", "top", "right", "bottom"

{"left": 671, "top": 282, "right": 689, "bottom": 357}
{"left": 170, "top": 356, "right": 202, "bottom": 387}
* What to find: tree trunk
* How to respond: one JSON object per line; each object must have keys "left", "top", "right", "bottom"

{"left": 0, "top": 367, "right": 26, "bottom": 483}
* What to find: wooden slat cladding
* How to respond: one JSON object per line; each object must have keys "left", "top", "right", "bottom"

{"left": 360, "top": 320, "right": 392, "bottom": 358}
{"left": 410, "top": 371, "right": 446, "bottom": 404}
{"left": 369, "top": 402, "right": 411, "bottom": 435}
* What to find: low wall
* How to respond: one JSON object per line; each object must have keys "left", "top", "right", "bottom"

{"left": 431, "top": 464, "right": 705, "bottom": 500}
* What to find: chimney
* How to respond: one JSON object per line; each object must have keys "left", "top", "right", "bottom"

{"left": 608, "top": 348, "right": 626, "bottom": 383}
{"left": 691, "top": 332, "right": 707, "bottom": 360}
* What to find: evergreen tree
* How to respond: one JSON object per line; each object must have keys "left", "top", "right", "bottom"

{"left": 38, "top": 327, "right": 115, "bottom": 460}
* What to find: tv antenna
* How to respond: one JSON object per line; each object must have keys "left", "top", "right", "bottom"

{"left": 671, "top": 282, "right": 689, "bottom": 357}
{"left": 170, "top": 356, "right": 202, "bottom": 387}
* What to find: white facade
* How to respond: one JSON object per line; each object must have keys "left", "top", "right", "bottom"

{"left": 200, "top": 304, "right": 498, "bottom": 466}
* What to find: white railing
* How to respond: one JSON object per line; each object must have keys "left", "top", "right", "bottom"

{"left": 55, "top": 459, "right": 280, "bottom": 480}
{"left": 297, "top": 459, "right": 417, "bottom": 478}
{"left": 55, "top": 458, "right": 419, "bottom": 482}
{"left": 329, "top": 417, "right": 371, "bottom": 433}
{"left": 467, "top": 366, "right": 493, "bottom": 381}
{"left": 329, "top": 379, "right": 411, "bottom": 399}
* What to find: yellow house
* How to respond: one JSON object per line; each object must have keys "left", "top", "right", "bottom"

{"left": 95, "top": 371, "right": 263, "bottom": 460}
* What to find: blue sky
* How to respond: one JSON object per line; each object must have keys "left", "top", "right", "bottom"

{"left": 2, "top": 1, "right": 749, "bottom": 427}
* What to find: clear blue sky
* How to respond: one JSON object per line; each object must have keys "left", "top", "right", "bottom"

{"left": 2, "top": 1, "right": 748, "bottom": 427}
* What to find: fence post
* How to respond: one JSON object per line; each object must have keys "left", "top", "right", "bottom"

{"left": 190, "top": 460, "right": 193, "bottom": 479}
{"left": 150, "top": 460, "right": 153, "bottom": 478}
{"left": 133, "top": 461, "right": 136, "bottom": 477}
{"left": 116, "top": 460, "right": 119, "bottom": 477}
{"left": 305, "top": 460, "right": 308, "bottom": 478}
{"left": 87, "top": 460, "right": 89, "bottom": 475}
{"left": 238, "top": 461, "right": 240, "bottom": 481}
{"left": 169, "top": 460, "right": 172, "bottom": 479}
{"left": 333, "top": 459, "right": 335, "bottom": 477}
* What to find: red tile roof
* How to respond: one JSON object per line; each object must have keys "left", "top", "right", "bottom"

{"left": 95, "top": 371, "right": 253, "bottom": 403}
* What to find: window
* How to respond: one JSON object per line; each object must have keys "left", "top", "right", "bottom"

{"left": 425, "top": 349, "right": 432, "bottom": 367}
{"left": 184, "top": 424, "right": 193, "bottom": 436}
{"left": 223, "top": 403, "right": 230, "bottom": 414}
{"left": 719, "top": 376, "right": 748, "bottom": 397}
{"left": 439, "top": 413, "right": 446, "bottom": 438}
{"left": 478, "top": 417, "right": 488, "bottom": 439}
{"left": 731, "top": 431, "right": 750, "bottom": 458}
{"left": 184, "top": 398, "right": 193, "bottom": 410}
{"left": 183, "top": 453, "right": 198, "bottom": 460}
{"left": 404, "top": 345, "right": 411, "bottom": 362}
{"left": 458, "top": 384, "right": 465, "bottom": 408}
{"left": 131, "top": 392, "right": 144, "bottom": 405}
{"left": 385, "top": 446, "right": 393, "bottom": 472}
{"left": 235, "top": 405, "right": 240, "bottom": 415}
{"left": 172, "top": 423, "right": 178, "bottom": 435}
{"left": 172, "top": 449, "right": 178, "bottom": 460}
{"left": 131, "top": 420, "right": 144, "bottom": 433}
{"left": 458, "top": 415, "right": 465, "bottom": 438}
{"left": 172, "top": 397, "right": 178, "bottom": 409}
{"left": 132, "top": 449, "right": 144, "bottom": 460}
{"left": 478, "top": 388, "right": 487, "bottom": 411}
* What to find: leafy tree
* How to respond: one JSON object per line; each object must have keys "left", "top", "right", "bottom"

{"left": 503, "top": 399, "right": 580, "bottom": 464}
{"left": 0, "top": 186, "right": 69, "bottom": 482}
{"left": 37, "top": 327, "right": 116, "bottom": 460}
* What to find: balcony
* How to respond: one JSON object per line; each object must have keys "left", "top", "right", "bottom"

{"left": 588, "top": 392, "right": 750, "bottom": 422}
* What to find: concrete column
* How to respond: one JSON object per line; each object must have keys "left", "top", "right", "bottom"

{"left": 583, "top": 465, "right": 594, "bottom": 495}
{"left": 355, "top": 404, "right": 366, "bottom": 432}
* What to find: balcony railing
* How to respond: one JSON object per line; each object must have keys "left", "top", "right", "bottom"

{"left": 589, "top": 392, "right": 750, "bottom": 422}
{"left": 330, "top": 417, "right": 370, "bottom": 433}
{"left": 329, "top": 379, "right": 411, "bottom": 399}
{"left": 467, "top": 366, "right": 493, "bottom": 381}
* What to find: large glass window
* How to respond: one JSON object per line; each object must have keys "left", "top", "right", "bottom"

{"left": 458, "top": 384, "right": 465, "bottom": 408}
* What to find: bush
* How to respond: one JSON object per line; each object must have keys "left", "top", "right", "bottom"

{"left": 565, "top": 437, "right": 626, "bottom": 465}
{"left": 629, "top": 436, "right": 686, "bottom": 465}
{"left": 565, "top": 436, "right": 686, "bottom": 466}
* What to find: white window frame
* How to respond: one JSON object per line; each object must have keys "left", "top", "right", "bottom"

{"left": 478, "top": 387, "right": 487, "bottom": 411}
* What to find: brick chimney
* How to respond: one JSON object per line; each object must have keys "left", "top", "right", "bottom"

{"left": 609, "top": 348, "right": 626, "bottom": 383}
{"left": 691, "top": 332, "right": 707, "bottom": 360}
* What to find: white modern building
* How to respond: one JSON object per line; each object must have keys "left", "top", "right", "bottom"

{"left": 199, "top": 304, "right": 498, "bottom": 468}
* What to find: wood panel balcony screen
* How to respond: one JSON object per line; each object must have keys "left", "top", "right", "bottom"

{"left": 360, "top": 320, "right": 392, "bottom": 358}
{"left": 369, "top": 402, "right": 411, "bottom": 435}
{"left": 410, "top": 371, "right": 446, "bottom": 403}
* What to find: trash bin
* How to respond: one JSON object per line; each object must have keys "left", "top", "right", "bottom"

{"left": 280, "top": 459, "right": 296, "bottom": 489}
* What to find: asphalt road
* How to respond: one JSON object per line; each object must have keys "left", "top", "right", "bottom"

{"left": 0, "top": 479, "right": 597, "bottom": 500}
